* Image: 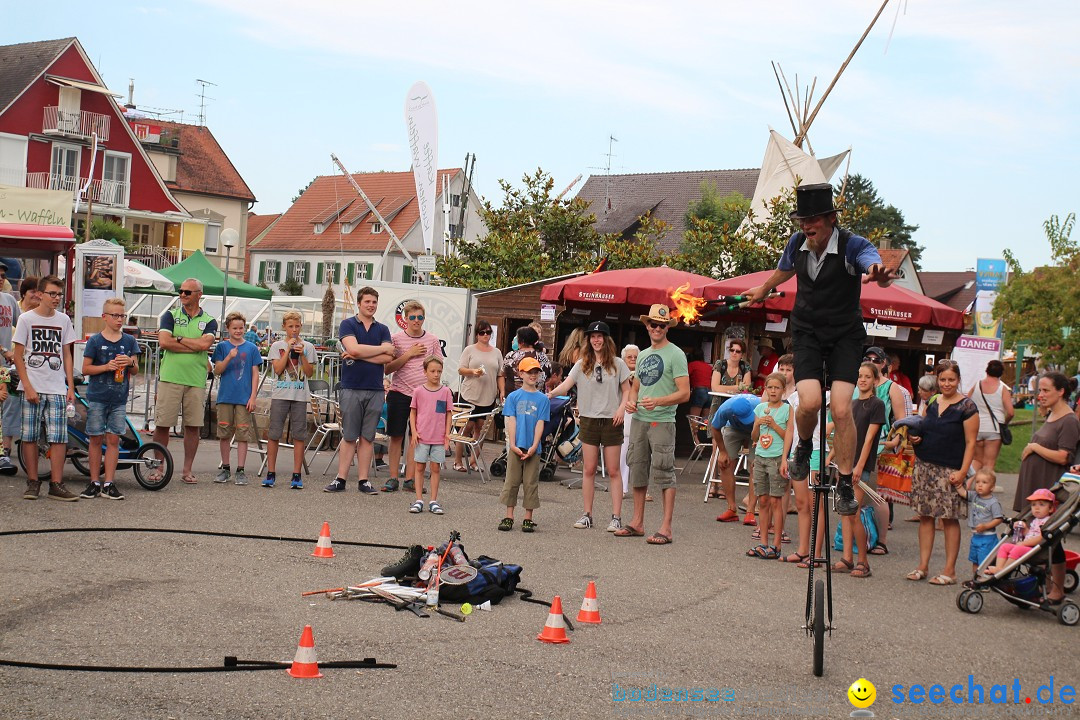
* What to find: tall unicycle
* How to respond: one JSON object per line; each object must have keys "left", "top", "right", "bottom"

{"left": 804, "top": 364, "right": 834, "bottom": 677}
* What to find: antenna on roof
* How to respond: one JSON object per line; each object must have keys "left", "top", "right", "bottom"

{"left": 195, "top": 79, "right": 217, "bottom": 126}
{"left": 586, "top": 135, "right": 618, "bottom": 213}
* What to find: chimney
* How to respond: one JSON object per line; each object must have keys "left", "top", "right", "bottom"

{"left": 125, "top": 78, "right": 135, "bottom": 110}
{"left": 880, "top": 234, "right": 891, "bottom": 251}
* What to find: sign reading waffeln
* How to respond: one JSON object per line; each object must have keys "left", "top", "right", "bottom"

{"left": 0, "top": 184, "right": 72, "bottom": 227}
{"left": 405, "top": 81, "right": 438, "bottom": 255}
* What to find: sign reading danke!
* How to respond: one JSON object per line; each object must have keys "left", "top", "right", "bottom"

{"left": 405, "top": 81, "right": 439, "bottom": 255}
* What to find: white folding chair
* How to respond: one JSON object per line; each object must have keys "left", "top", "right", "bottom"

{"left": 448, "top": 408, "right": 499, "bottom": 483}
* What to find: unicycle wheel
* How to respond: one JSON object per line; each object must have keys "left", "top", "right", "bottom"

{"left": 813, "top": 578, "right": 825, "bottom": 677}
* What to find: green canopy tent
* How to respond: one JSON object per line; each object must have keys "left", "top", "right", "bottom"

{"left": 158, "top": 250, "right": 272, "bottom": 299}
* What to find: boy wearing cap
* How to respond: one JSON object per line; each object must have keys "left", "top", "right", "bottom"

{"left": 498, "top": 356, "right": 550, "bottom": 533}
{"left": 744, "top": 183, "right": 896, "bottom": 517}
{"left": 616, "top": 304, "right": 689, "bottom": 544}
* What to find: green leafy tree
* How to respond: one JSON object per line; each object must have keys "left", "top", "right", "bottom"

{"left": 598, "top": 211, "right": 669, "bottom": 270}
{"left": 836, "top": 174, "right": 922, "bottom": 268}
{"left": 292, "top": 178, "right": 316, "bottom": 203}
{"left": 435, "top": 169, "right": 606, "bottom": 289}
{"left": 995, "top": 213, "right": 1080, "bottom": 370}
{"left": 87, "top": 218, "right": 134, "bottom": 251}
{"left": 685, "top": 183, "right": 750, "bottom": 234}
{"left": 279, "top": 277, "right": 304, "bottom": 296}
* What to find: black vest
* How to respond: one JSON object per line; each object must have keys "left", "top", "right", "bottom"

{"left": 791, "top": 228, "right": 863, "bottom": 330}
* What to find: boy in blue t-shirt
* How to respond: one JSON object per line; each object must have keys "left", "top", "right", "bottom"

{"left": 498, "top": 357, "right": 550, "bottom": 533}
{"left": 79, "top": 298, "right": 140, "bottom": 500}
{"left": 211, "top": 312, "right": 263, "bottom": 485}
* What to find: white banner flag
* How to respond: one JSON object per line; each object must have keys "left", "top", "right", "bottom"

{"left": 405, "top": 81, "right": 439, "bottom": 254}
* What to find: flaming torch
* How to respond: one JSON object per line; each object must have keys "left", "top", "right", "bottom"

{"left": 669, "top": 283, "right": 707, "bottom": 324}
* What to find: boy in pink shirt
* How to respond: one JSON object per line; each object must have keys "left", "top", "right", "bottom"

{"left": 408, "top": 356, "right": 454, "bottom": 514}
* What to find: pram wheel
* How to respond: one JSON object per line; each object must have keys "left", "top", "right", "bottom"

{"left": 539, "top": 465, "right": 557, "bottom": 483}
{"left": 1058, "top": 601, "right": 1080, "bottom": 626}
{"left": 956, "top": 589, "right": 972, "bottom": 612}
{"left": 133, "top": 442, "right": 173, "bottom": 490}
{"left": 1065, "top": 570, "right": 1078, "bottom": 595}
{"left": 962, "top": 590, "right": 984, "bottom": 614}
{"left": 490, "top": 457, "right": 506, "bottom": 478}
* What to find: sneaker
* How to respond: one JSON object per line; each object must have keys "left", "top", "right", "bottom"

{"left": 835, "top": 475, "right": 859, "bottom": 516}
{"left": 290, "top": 476, "right": 303, "bottom": 489}
{"left": 323, "top": 478, "right": 346, "bottom": 493}
{"left": 573, "top": 513, "right": 593, "bottom": 529}
{"left": 606, "top": 516, "right": 623, "bottom": 533}
{"left": 0, "top": 455, "right": 16, "bottom": 476}
{"left": 262, "top": 473, "right": 276, "bottom": 488}
{"left": 47, "top": 482, "right": 79, "bottom": 502}
{"left": 23, "top": 480, "right": 41, "bottom": 500}
{"left": 428, "top": 501, "right": 444, "bottom": 515}
{"left": 233, "top": 469, "right": 248, "bottom": 486}
{"left": 402, "top": 479, "right": 415, "bottom": 492}
{"left": 380, "top": 544, "right": 424, "bottom": 578}
{"left": 789, "top": 439, "right": 813, "bottom": 481}
{"left": 382, "top": 478, "right": 399, "bottom": 492}
{"left": 358, "top": 480, "right": 378, "bottom": 495}
{"left": 80, "top": 482, "right": 102, "bottom": 499}
{"left": 521, "top": 518, "right": 537, "bottom": 533}
{"left": 409, "top": 500, "right": 424, "bottom": 513}
{"left": 374, "top": 459, "right": 389, "bottom": 470}
{"left": 214, "top": 468, "right": 231, "bottom": 484}
{"left": 101, "top": 483, "right": 125, "bottom": 500}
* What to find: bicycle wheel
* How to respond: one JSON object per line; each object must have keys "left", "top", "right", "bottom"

{"left": 133, "top": 442, "right": 173, "bottom": 490}
{"left": 71, "top": 455, "right": 97, "bottom": 477}
{"left": 813, "top": 578, "right": 825, "bottom": 677}
{"left": 15, "top": 438, "right": 48, "bottom": 477}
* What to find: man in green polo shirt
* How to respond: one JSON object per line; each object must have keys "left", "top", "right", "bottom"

{"left": 152, "top": 278, "right": 218, "bottom": 484}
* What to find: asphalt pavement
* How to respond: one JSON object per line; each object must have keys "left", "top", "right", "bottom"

{"left": 0, "top": 441, "right": 1076, "bottom": 720}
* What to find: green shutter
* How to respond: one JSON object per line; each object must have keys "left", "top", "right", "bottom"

{"left": 316, "top": 263, "right": 323, "bottom": 284}
{"left": 258, "top": 261, "right": 265, "bottom": 283}
{"left": 302, "top": 261, "right": 310, "bottom": 283}
{"left": 363, "top": 262, "right": 373, "bottom": 280}
{"left": 285, "top": 261, "right": 295, "bottom": 282}
{"left": 346, "top": 262, "right": 355, "bottom": 284}
{"left": 402, "top": 265, "right": 413, "bottom": 283}
{"left": 273, "top": 261, "right": 281, "bottom": 282}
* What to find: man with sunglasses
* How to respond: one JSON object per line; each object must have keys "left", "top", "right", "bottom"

{"left": 153, "top": 278, "right": 218, "bottom": 484}
{"left": 12, "top": 275, "right": 78, "bottom": 500}
{"left": 380, "top": 300, "right": 443, "bottom": 493}
{"left": 745, "top": 183, "right": 896, "bottom": 517}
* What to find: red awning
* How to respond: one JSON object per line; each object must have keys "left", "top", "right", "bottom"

{"left": 540, "top": 266, "right": 718, "bottom": 308}
{"left": 702, "top": 270, "right": 965, "bottom": 331}
{"left": 0, "top": 223, "right": 76, "bottom": 255}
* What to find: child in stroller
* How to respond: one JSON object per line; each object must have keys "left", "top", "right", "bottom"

{"left": 958, "top": 473, "right": 1080, "bottom": 626}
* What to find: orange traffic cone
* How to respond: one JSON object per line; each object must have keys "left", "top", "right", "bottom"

{"left": 312, "top": 522, "right": 335, "bottom": 558}
{"left": 576, "top": 581, "right": 602, "bottom": 624}
{"left": 537, "top": 595, "right": 571, "bottom": 644}
{"left": 287, "top": 625, "right": 323, "bottom": 678}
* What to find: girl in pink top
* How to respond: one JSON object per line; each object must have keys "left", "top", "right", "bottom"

{"left": 409, "top": 356, "right": 454, "bottom": 514}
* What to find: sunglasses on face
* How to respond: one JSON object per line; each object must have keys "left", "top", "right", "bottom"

{"left": 179, "top": 289, "right": 198, "bottom": 296}
{"left": 477, "top": 329, "right": 491, "bottom": 336}
{"left": 647, "top": 322, "right": 667, "bottom": 330}
{"left": 728, "top": 347, "right": 742, "bottom": 353}
{"left": 865, "top": 356, "right": 885, "bottom": 363}
{"left": 407, "top": 314, "right": 425, "bottom": 321}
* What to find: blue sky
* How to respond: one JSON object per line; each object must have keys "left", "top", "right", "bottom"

{"left": 5, "top": 1, "right": 1078, "bottom": 272}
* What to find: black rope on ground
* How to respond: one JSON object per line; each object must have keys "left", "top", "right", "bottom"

{"left": 0, "top": 527, "right": 410, "bottom": 550}
{"left": 0, "top": 658, "right": 395, "bottom": 673}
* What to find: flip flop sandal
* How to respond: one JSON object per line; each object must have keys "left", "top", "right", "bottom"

{"left": 614, "top": 526, "right": 645, "bottom": 537}
{"left": 906, "top": 569, "right": 928, "bottom": 581}
{"left": 181, "top": 474, "right": 198, "bottom": 484}
{"left": 782, "top": 552, "right": 810, "bottom": 564}
{"left": 928, "top": 574, "right": 956, "bottom": 586}
{"left": 781, "top": 531, "right": 792, "bottom": 544}
{"left": 452, "top": 464, "right": 467, "bottom": 473}
{"left": 646, "top": 533, "right": 672, "bottom": 545}
{"left": 796, "top": 558, "right": 823, "bottom": 569}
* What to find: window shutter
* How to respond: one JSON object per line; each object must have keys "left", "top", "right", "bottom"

{"left": 316, "top": 263, "right": 323, "bottom": 284}
{"left": 402, "top": 265, "right": 413, "bottom": 284}
{"left": 258, "top": 261, "right": 265, "bottom": 283}
{"left": 363, "top": 262, "right": 373, "bottom": 280}
{"left": 346, "top": 262, "right": 355, "bottom": 284}
{"left": 274, "top": 261, "right": 281, "bottom": 282}
{"left": 302, "top": 261, "right": 310, "bottom": 283}
{"left": 333, "top": 262, "right": 341, "bottom": 283}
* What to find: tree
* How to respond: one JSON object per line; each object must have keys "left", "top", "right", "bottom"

{"left": 87, "top": 218, "right": 133, "bottom": 251}
{"left": 292, "top": 178, "right": 316, "bottom": 203}
{"left": 995, "top": 213, "right": 1080, "bottom": 371}
{"left": 685, "top": 183, "right": 750, "bottom": 234}
{"left": 837, "top": 174, "right": 922, "bottom": 268}
{"left": 435, "top": 169, "right": 607, "bottom": 290}
{"left": 279, "top": 277, "right": 304, "bottom": 296}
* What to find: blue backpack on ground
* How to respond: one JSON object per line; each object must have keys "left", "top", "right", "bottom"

{"left": 833, "top": 506, "right": 879, "bottom": 552}
{"left": 440, "top": 555, "right": 523, "bottom": 606}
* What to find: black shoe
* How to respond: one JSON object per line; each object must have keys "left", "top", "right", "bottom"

{"left": 358, "top": 480, "right": 378, "bottom": 495}
{"left": 80, "top": 482, "right": 102, "bottom": 499}
{"left": 323, "top": 478, "right": 346, "bottom": 493}
{"left": 835, "top": 475, "right": 859, "bottom": 516}
{"left": 101, "top": 483, "right": 125, "bottom": 500}
{"left": 789, "top": 439, "right": 813, "bottom": 481}
{"left": 380, "top": 544, "right": 424, "bottom": 579}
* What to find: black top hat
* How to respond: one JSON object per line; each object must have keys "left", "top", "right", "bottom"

{"left": 585, "top": 320, "right": 611, "bottom": 337}
{"left": 789, "top": 183, "right": 837, "bottom": 220}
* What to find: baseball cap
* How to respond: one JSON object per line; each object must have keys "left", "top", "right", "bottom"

{"left": 1026, "top": 488, "right": 1057, "bottom": 505}
{"left": 585, "top": 321, "right": 611, "bottom": 336}
{"left": 863, "top": 346, "right": 886, "bottom": 362}
{"left": 517, "top": 357, "right": 541, "bottom": 372}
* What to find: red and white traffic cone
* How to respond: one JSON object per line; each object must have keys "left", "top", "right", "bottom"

{"left": 287, "top": 625, "right": 323, "bottom": 678}
{"left": 312, "top": 522, "right": 335, "bottom": 558}
{"left": 576, "top": 581, "right": 602, "bottom": 624}
{"left": 537, "top": 595, "right": 570, "bottom": 644}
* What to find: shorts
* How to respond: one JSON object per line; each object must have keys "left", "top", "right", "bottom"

{"left": 2, "top": 391, "right": 21, "bottom": 437}
{"left": 626, "top": 418, "right": 676, "bottom": 490}
{"left": 976, "top": 431, "right": 1001, "bottom": 442}
{"left": 87, "top": 400, "right": 127, "bottom": 436}
{"left": 22, "top": 393, "right": 67, "bottom": 444}
{"left": 414, "top": 443, "right": 447, "bottom": 464}
{"left": 155, "top": 381, "right": 206, "bottom": 428}
{"left": 216, "top": 403, "right": 258, "bottom": 443}
{"left": 340, "top": 388, "right": 383, "bottom": 443}
{"left": 753, "top": 454, "right": 786, "bottom": 497}
{"left": 791, "top": 321, "right": 865, "bottom": 385}
{"left": 721, "top": 425, "right": 756, "bottom": 473}
{"left": 268, "top": 398, "right": 310, "bottom": 442}
{"left": 969, "top": 534, "right": 998, "bottom": 565}
{"left": 689, "top": 386, "right": 710, "bottom": 408}
{"left": 466, "top": 402, "right": 497, "bottom": 417}
{"left": 385, "top": 390, "right": 412, "bottom": 437}
{"left": 578, "top": 416, "right": 623, "bottom": 447}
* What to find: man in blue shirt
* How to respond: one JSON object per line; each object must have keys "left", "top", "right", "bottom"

{"left": 710, "top": 393, "right": 760, "bottom": 523}
{"left": 745, "top": 183, "right": 896, "bottom": 516}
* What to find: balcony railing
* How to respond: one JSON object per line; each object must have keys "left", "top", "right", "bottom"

{"left": 128, "top": 244, "right": 191, "bottom": 270}
{"left": 25, "top": 171, "right": 129, "bottom": 208}
{"left": 42, "top": 106, "right": 111, "bottom": 142}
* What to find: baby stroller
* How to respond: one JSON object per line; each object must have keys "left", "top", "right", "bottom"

{"left": 489, "top": 395, "right": 581, "bottom": 482}
{"left": 957, "top": 473, "right": 1080, "bottom": 625}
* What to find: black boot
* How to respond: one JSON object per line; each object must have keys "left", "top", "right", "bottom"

{"left": 381, "top": 545, "right": 424, "bottom": 579}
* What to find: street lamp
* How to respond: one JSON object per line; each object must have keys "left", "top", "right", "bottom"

{"left": 219, "top": 228, "right": 239, "bottom": 336}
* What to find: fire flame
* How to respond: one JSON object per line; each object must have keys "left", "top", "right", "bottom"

{"left": 669, "top": 282, "right": 707, "bottom": 324}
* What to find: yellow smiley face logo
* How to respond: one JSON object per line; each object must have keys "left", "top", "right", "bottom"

{"left": 848, "top": 678, "right": 876, "bottom": 709}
